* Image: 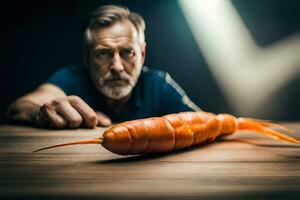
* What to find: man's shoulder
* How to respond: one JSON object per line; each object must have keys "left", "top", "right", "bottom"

{"left": 139, "top": 66, "right": 184, "bottom": 95}
{"left": 140, "top": 66, "right": 168, "bottom": 82}
{"left": 45, "top": 65, "right": 90, "bottom": 95}
{"left": 59, "top": 65, "right": 88, "bottom": 76}
{"left": 49, "top": 65, "right": 89, "bottom": 83}
{"left": 140, "top": 66, "right": 181, "bottom": 89}
{"left": 138, "top": 66, "right": 201, "bottom": 113}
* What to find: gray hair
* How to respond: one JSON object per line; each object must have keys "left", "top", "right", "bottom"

{"left": 82, "top": 5, "right": 146, "bottom": 65}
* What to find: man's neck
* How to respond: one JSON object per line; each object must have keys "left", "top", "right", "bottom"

{"left": 105, "top": 93, "right": 131, "bottom": 113}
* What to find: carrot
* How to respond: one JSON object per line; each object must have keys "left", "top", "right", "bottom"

{"left": 33, "top": 112, "right": 300, "bottom": 155}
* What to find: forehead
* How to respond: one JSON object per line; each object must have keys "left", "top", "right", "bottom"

{"left": 90, "top": 20, "right": 139, "bottom": 48}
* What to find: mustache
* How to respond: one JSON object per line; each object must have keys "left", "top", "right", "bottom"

{"left": 99, "top": 71, "right": 135, "bottom": 86}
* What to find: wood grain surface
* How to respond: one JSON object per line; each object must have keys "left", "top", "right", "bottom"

{"left": 1, "top": 123, "right": 300, "bottom": 200}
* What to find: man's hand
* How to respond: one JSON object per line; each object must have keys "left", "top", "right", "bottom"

{"left": 36, "top": 95, "right": 111, "bottom": 129}
{"left": 7, "top": 84, "right": 111, "bottom": 129}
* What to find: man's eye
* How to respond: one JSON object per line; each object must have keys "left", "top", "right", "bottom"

{"left": 95, "top": 50, "right": 111, "bottom": 58}
{"left": 121, "top": 49, "right": 135, "bottom": 59}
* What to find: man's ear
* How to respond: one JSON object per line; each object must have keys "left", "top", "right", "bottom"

{"left": 141, "top": 42, "right": 147, "bottom": 64}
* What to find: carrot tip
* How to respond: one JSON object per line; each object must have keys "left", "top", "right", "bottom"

{"left": 32, "top": 138, "right": 103, "bottom": 153}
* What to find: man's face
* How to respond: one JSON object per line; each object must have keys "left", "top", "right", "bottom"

{"left": 88, "top": 20, "right": 146, "bottom": 100}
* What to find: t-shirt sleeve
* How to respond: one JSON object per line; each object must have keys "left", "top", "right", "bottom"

{"left": 159, "top": 73, "right": 201, "bottom": 114}
{"left": 45, "top": 66, "right": 81, "bottom": 95}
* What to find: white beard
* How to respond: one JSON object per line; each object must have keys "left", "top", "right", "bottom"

{"left": 99, "top": 83, "right": 133, "bottom": 99}
{"left": 96, "top": 69, "right": 140, "bottom": 100}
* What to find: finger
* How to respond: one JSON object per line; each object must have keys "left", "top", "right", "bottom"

{"left": 96, "top": 111, "right": 111, "bottom": 127}
{"left": 35, "top": 106, "right": 49, "bottom": 127}
{"left": 52, "top": 99, "right": 83, "bottom": 128}
{"left": 68, "top": 96, "right": 98, "bottom": 128}
{"left": 39, "top": 103, "right": 67, "bottom": 129}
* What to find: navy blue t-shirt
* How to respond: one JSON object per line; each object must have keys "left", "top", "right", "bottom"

{"left": 46, "top": 65, "right": 200, "bottom": 122}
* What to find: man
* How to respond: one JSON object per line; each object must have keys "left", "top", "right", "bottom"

{"left": 7, "top": 5, "right": 200, "bottom": 129}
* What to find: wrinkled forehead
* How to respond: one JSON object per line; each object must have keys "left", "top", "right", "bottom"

{"left": 90, "top": 20, "right": 140, "bottom": 47}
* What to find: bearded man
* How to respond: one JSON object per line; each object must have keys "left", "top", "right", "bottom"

{"left": 7, "top": 5, "right": 200, "bottom": 129}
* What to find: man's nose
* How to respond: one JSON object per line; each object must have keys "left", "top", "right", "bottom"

{"left": 110, "top": 53, "right": 124, "bottom": 72}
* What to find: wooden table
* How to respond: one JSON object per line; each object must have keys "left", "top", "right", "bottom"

{"left": 1, "top": 123, "right": 300, "bottom": 200}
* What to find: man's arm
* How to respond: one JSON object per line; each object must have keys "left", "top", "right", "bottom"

{"left": 7, "top": 83, "right": 111, "bottom": 128}
{"left": 7, "top": 84, "right": 66, "bottom": 124}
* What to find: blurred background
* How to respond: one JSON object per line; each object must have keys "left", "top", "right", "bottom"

{"left": 1, "top": 0, "right": 299, "bottom": 123}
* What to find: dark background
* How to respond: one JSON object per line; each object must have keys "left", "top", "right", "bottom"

{"left": 1, "top": 0, "right": 300, "bottom": 123}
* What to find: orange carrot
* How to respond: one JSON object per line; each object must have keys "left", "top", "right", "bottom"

{"left": 33, "top": 112, "right": 300, "bottom": 155}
